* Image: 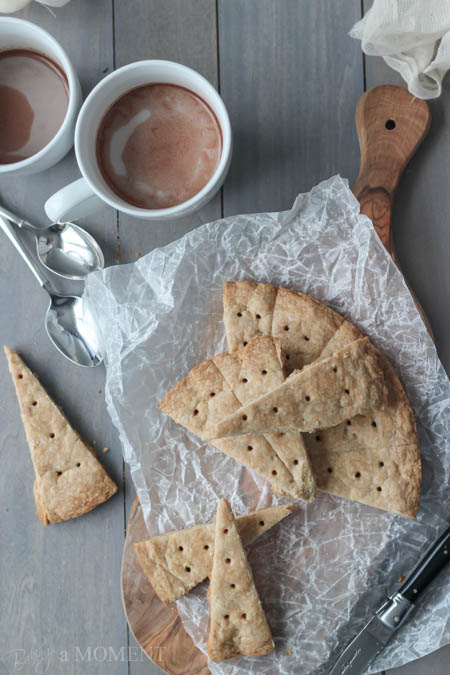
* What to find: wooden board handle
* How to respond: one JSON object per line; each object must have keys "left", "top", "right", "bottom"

{"left": 353, "top": 85, "right": 433, "bottom": 336}
{"left": 353, "top": 85, "right": 431, "bottom": 260}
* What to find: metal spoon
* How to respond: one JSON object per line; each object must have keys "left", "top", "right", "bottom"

{"left": 0, "top": 216, "right": 103, "bottom": 367}
{"left": 0, "top": 203, "right": 104, "bottom": 280}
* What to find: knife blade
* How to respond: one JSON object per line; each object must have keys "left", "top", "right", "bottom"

{"left": 330, "top": 522, "right": 450, "bottom": 675}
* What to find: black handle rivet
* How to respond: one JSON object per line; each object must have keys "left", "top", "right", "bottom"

{"left": 394, "top": 616, "right": 399, "bottom": 623}
{"left": 413, "top": 588, "right": 418, "bottom": 594}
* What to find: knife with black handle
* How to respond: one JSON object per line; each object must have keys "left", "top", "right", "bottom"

{"left": 330, "top": 523, "right": 450, "bottom": 675}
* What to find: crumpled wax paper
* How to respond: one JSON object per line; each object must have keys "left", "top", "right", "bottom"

{"left": 84, "top": 175, "right": 450, "bottom": 674}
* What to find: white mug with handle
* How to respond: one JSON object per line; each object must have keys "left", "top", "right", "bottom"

{"left": 45, "top": 60, "right": 232, "bottom": 222}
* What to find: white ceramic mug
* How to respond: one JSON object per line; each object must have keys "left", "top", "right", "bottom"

{"left": 45, "top": 60, "right": 232, "bottom": 222}
{"left": 0, "top": 17, "right": 82, "bottom": 177}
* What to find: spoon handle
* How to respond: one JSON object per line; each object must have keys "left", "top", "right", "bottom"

{"left": 0, "top": 216, "right": 48, "bottom": 288}
{"left": 0, "top": 203, "right": 41, "bottom": 231}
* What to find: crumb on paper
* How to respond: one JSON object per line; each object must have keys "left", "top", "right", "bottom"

{"left": 4, "top": 508, "right": 8, "bottom": 512}
{"left": 399, "top": 575, "right": 405, "bottom": 583}
{"left": 287, "top": 648, "right": 292, "bottom": 656}
{"left": 136, "top": 252, "right": 142, "bottom": 259}
{"left": 103, "top": 447, "right": 109, "bottom": 454}
{"left": 97, "top": 389, "right": 102, "bottom": 394}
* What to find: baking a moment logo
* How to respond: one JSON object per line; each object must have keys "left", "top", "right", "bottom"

{"left": 1, "top": 644, "right": 160, "bottom": 672}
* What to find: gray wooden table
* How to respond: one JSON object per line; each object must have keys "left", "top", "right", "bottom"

{"left": 1, "top": 1, "right": 449, "bottom": 674}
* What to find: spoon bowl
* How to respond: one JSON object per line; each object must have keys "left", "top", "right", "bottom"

{"left": 45, "top": 293, "right": 103, "bottom": 367}
{"left": 37, "top": 221, "right": 104, "bottom": 279}
{"left": 0, "top": 203, "right": 104, "bottom": 280}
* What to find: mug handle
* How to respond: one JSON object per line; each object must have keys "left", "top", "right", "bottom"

{"left": 45, "top": 178, "right": 105, "bottom": 223}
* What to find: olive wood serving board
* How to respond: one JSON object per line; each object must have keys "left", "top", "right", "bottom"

{"left": 121, "top": 85, "right": 431, "bottom": 674}
{"left": 121, "top": 497, "right": 209, "bottom": 674}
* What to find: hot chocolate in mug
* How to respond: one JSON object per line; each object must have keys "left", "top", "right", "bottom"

{"left": 45, "top": 60, "right": 232, "bottom": 222}
{"left": 0, "top": 17, "right": 82, "bottom": 176}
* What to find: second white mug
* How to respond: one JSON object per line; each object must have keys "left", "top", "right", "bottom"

{"left": 45, "top": 60, "right": 232, "bottom": 223}
{"left": 0, "top": 17, "right": 82, "bottom": 177}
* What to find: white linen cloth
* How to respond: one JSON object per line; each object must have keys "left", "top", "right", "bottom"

{"left": 0, "top": 0, "right": 69, "bottom": 12}
{"left": 351, "top": 0, "right": 450, "bottom": 99}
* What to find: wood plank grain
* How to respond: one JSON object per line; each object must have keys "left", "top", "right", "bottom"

{"left": 112, "top": 1, "right": 220, "bottom": 672}
{"left": 218, "top": 0, "right": 364, "bottom": 217}
{"left": 219, "top": 5, "right": 383, "bottom": 675}
{"left": 118, "top": 2, "right": 368, "bottom": 673}
{"left": 122, "top": 497, "right": 208, "bottom": 675}
{"left": 0, "top": 2, "right": 129, "bottom": 674}
{"left": 112, "top": 0, "right": 222, "bottom": 265}
{"left": 362, "top": 5, "right": 450, "bottom": 672}
{"left": 124, "top": 467, "right": 166, "bottom": 674}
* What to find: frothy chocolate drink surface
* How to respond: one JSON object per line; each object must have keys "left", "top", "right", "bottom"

{"left": 0, "top": 49, "right": 69, "bottom": 165}
{"left": 96, "top": 83, "right": 222, "bottom": 210}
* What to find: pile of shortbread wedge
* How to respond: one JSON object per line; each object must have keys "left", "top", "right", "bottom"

{"left": 159, "top": 281, "right": 421, "bottom": 518}
{"left": 136, "top": 497, "right": 289, "bottom": 660}
{"left": 134, "top": 281, "right": 422, "bottom": 662}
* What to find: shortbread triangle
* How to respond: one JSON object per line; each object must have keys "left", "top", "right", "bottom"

{"left": 203, "top": 339, "right": 387, "bottom": 440}
{"left": 207, "top": 499, "right": 274, "bottom": 661}
{"left": 305, "top": 354, "right": 421, "bottom": 517}
{"left": 223, "top": 280, "right": 278, "bottom": 354}
{"left": 134, "top": 503, "right": 295, "bottom": 604}
{"left": 223, "top": 281, "right": 344, "bottom": 372}
{"left": 5, "top": 347, "right": 117, "bottom": 524}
